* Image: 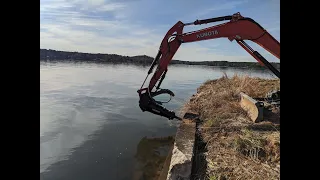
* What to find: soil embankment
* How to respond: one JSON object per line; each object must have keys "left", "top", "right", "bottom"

{"left": 180, "top": 75, "right": 280, "bottom": 179}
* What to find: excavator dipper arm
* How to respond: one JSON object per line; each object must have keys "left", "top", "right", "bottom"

{"left": 137, "top": 12, "right": 280, "bottom": 120}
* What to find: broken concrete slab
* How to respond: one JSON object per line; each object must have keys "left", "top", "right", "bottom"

{"left": 166, "top": 112, "right": 199, "bottom": 180}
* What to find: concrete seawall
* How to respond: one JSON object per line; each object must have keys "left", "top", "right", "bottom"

{"left": 159, "top": 112, "right": 200, "bottom": 180}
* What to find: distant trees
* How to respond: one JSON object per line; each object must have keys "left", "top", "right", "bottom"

{"left": 40, "top": 49, "right": 280, "bottom": 69}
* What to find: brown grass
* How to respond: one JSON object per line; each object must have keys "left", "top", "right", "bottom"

{"left": 182, "top": 74, "right": 280, "bottom": 180}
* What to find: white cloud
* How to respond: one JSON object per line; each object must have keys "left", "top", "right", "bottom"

{"left": 195, "top": 0, "right": 249, "bottom": 17}
{"left": 40, "top": 0, "right": 162, "bottom": 54}
{"left": 77, "top": 2, "right": 126, "bottom": 12}
{"left": 174, "top": 43, "right": 257, "bottom": 62}
{"left": 86, "top": 0, "right": 105, "bottom": 6}
{"left": 40, "top": 21, "right": 161, "bottom": 54}
{"left": 40, "top": 20, "right": 278, "bottom": 62}
{"left": 99, "top": 3, "right": 126, "bottom": 11}
{"left": 40, "top": 0, "right": 279, "bottom": 62}
{"left": 40, "top": 0, "right": 74, "bottom": 12}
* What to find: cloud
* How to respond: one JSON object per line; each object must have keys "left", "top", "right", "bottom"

{"left": 196, "top": 0, "right": 249, "bottom": 17}
{"left": 174, "top": 44, "right": 250, "bottom": 62}
{"left": 40, "top": 0, "right": 280, "bottom": 62}
{"left": 40, "top": 0, "right": 160, "bottom": 54}
{"left": 76, "top": 1, "right": 126, "bottom": 12}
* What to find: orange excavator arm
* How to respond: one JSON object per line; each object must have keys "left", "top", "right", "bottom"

{"left": 137, "top": 12, "right": 280, "bottom": 120}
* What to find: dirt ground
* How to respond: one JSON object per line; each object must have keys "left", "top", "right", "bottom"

{"left": 180, "top": 74, "right": 280, "bottom": 180}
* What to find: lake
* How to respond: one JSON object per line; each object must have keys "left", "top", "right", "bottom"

{"left": 40, "top": 62, "right": 276, "bottom": 180}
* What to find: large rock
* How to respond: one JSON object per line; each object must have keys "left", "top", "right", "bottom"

{"left": 166, "top": 113, "right": 198, "bottom": 180}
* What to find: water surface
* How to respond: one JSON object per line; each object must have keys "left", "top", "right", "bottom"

{"left": 40, "top": 62, "right": 275, "bottom": 179}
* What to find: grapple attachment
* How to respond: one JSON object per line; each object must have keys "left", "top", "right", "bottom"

{"left": 138, "top": 89, "right": 181, "bottom": 120}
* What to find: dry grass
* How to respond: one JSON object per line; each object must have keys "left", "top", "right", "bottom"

{"left": 182, "top": 74, "right": 280, "bottom": 180}
{"left": 183, "top": 74, "right": 280, "bottom": 124}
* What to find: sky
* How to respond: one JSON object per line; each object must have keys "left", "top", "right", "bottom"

{"left": 40, "top": 0, "right": 280, "bottom": 62}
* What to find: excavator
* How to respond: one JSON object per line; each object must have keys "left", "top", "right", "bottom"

{"left": 137, "top": 12, "right": 280, "bottom": 120}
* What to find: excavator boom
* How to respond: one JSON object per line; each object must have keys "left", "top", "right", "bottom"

{"left": 137, "top": 12, "right": 280, "bottom": 120}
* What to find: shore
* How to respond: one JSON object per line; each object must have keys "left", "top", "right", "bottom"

{"left": 40, "top": 49, "right": 280, "bottom": 69}
{"left": 175, "top": 75, "right": 280, "bottom": 179}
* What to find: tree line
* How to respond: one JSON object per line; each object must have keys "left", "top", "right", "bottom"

{"left": 40, "top": 49, "right": 280, "bottom": 69}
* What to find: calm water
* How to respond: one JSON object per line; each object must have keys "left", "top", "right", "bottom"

{"left": 40, "top": 62, "right": 275, "bottom": 180}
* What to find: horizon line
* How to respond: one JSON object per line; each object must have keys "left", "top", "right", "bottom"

{"left": 40, "top": 48, "right": 280, "bottom": 63}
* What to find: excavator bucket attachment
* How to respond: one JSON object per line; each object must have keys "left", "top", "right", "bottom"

{"left": 239, "top": 92, "right": 264, "bottom": 123}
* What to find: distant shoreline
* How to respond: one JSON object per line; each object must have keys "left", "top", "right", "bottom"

{"left": 40, "top": 49, "right": 280, "bottom": 70}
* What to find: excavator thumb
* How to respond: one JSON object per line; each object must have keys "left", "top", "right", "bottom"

{"left": 138, "top": 89, "right": 182, "bottom": 120}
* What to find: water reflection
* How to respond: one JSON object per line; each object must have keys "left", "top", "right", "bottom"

{"left": 133, "top": 136, "right": 175, "bottom": 180}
